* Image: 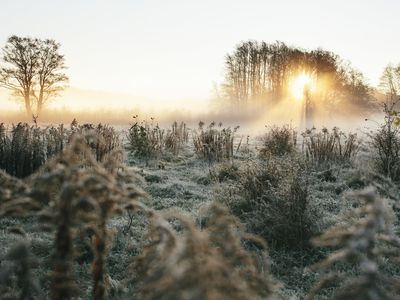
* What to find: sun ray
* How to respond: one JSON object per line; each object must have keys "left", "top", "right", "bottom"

{"left": 290, "top": 73, "right": 315, "bottom": 100}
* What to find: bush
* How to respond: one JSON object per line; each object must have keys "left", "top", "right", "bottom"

{"left": 210, "top": 162, "right": 240, "bottom": 183}
{"left": 260, "top": 125, "right": 297, "bottom": 157}
{"left": 370, "top": 101, "right": 400, "bottom": 182}
{"left": 216, "top": 156, "right": 319, "bottom": 249}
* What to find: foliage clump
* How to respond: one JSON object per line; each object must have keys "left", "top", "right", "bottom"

{"left": 70, "top": 120, "right": 121, "bottom": 162}
{"left": 1, "top": 131, "right": 277, "bottom": 300}
{"left": 133, "top": 203, "right": 276, "bottom": 300}
{"left": 127, "top": 117, "right": 189, "bottom": 159}
{"left": 0, "top": 241, "right": 40, "bottom": 299}
{"left": 370, "top": 101, "right": 400, "bottom": 182}
{"left": 259, "top": 125, "right": 297, "bottom": 157}
{"left": 0, "top": 120, "right": 121, "bottom": 178}
{"left": 164, "top": 121, "right": 189, "bottom": 155}
{"left": 192, "top": 121, "right": 238, "bottom": 164}
{"left": 307, "top": 188, "right": 400, "bottom": 299}
{"left": 1, "top": 133, "right": 144, "bottom": 299}
{"left": 302, "top": 127, "right": 359, "bottom": 166}
{"left": 216, "top": 156, "right": 318, "bottom": 249}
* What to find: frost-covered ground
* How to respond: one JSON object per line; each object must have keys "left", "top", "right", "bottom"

{"left": 1, "top": 131, "right": 400, "bottom": 299}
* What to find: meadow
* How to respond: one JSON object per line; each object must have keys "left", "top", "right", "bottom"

{"left": 1, "top": 105, "right": 400, "bottom": 300}
{"left": 1, "top": 0, "right": 400, "bottom": 298}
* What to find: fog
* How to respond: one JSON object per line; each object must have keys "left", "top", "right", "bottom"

{"left": 0, "top": 91, "right": 383, "bottom": 137}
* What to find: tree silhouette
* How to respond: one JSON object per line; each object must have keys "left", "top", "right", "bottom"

{"left": 222, "top": 41, "right": 373, "bottom": 111}
{"left": 379, "top": 63, "right": 400, "bottom": 102}
{"left": 0, "top": 35, "right": 68, "bottom": 118}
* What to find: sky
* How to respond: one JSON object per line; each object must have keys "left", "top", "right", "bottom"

{"left": 0, "top": 0, "right": 399, "bottom": 110}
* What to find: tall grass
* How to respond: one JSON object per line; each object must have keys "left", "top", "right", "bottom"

{"left": 0, "top": 120, "right": 121, "bottom": 178}
{"left": 2, "top": 134, "right": 144, "bottom": 299}
{"left": 164, "top": 121, "right": 189, "bottom": 154}
{"left": 2, "top": 117, "right": 400, "bottom": 299}
{"left": 192, "top": 121, "right": 238, "bottom": 163}
{"left": 1, "top": 133, "right": 275, "bottom": 299}
{"left": 127, "top": 117, "right": 189, "bottom": 159}
{"left": 302, "top": 127, "right": 359, "bottom": 166}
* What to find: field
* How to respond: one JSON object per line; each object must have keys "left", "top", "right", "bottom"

{"left": 1, "top": 0, "right": 400, "bottom": 299}
{"left": 1, "top": 114, "right": 400, "bottom": 300}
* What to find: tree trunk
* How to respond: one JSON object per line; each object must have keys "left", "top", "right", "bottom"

{"left": 37, "top": 89, "right": 44, "bottom": 116}
{"left": 24, "top": 94, "right": 32, "bottom": 118}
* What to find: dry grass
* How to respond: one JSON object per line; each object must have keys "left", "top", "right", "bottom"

{"left": 259, "top": 125, "right": 297, "bottom": 157}
{"left": 133, "top": 204, "right": 276, "bottom": 300}
{"left": 307, "top": 188, "right": 400, "bottom": 299}
{"left": 164, "top": 121, "right": 189, "bottom": 155}
{"left": 0, "top": 241, "right": 39, "bottom": 299}
{"left": 192, "top": 121, "right": 239, "bottom": 164}
{"left": 1, "top": 134, "right": 144, "bottom": 299}
{"left": 0, "top": 131, "right": 275, "bottom": 300}
{"left": 215, "top": 156, "right": 318, "bottom": 250}
{"left": 0, "top": 120, "right": 121, "bottom": 178}
{"left": 1, "top": 119, "right": 400, "bottom": 299}
{"left": 302, "top": 127, "right": 359, "bottom": 166}
{"left": 127, "top": 117, "right": 189, "bottom": 160}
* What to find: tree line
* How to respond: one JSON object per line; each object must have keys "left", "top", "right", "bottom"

{"left": 0, "top": 36, "right": 399, "bottom": 118}
{"left": 220, "top": 40, "right": 375, "bottom": 110}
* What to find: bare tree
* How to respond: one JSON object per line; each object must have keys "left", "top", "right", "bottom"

{"left": 0, "top": 35, "right": 68, "bottom": 118}
{"left": 379, "top": 63, "right": 400, "bottom": 102}
{"left": 0, "top": 36, "right": 38, "bottom": 116}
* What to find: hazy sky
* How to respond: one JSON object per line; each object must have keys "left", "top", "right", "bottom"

{"left": 0, "top": 0, "right": 399, "bottom": 104}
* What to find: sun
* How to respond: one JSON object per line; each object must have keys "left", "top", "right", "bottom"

{"left": 290, "top": 73, "right": 315, "bottom": 100}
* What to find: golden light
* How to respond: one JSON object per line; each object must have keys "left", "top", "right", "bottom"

{"left": 290, "top": 73, "right": 315, "bottom": 100}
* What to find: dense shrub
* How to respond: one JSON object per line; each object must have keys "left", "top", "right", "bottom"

{"left": 216, "top": 156, "right": 319, "bottom": 249}
{"left": 71, "top": 121, "right": 121, "bottom": 161}
{"left": 210, "top": 162, "right": 240, "bottom": 183}
{"left": 0, "top": 121, "right": 121, "bottom": 178}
